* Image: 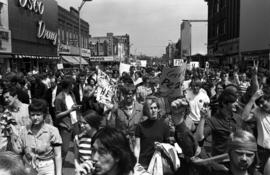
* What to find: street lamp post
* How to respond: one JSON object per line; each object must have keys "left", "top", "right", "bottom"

{"left": 78, "top": 0, "right": 92, "bottom": 69}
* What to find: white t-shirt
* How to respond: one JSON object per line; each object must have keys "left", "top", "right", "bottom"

{"left": 253, "top": 108, "right": 270, "bottom": 149}
{"left": 185, "top": 88, "right": 210, "bottom": 123}
{"left": 65, "top": 94, "right": 77, "bottom": 124}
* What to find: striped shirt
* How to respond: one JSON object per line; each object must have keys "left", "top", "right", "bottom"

{"left": 75, "top": 134, "right": 92, "bottom": 163}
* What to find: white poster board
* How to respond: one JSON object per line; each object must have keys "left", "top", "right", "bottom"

{"left": 119, "top": 63, "right": 131, "bottom": 76}
{"left": 57, "top": 63, "right": 63, "bottom": 70}
{"left": 190, "top": 61, "right": 199, "bottom": 68}
{"left": 173, "top": 59, "right": 184, "bottom": 66}
{"left": 140, "top": 60, "right": 147, "bottom": 67}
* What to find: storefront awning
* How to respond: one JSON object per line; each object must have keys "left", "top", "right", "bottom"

{"left": 61, "top": 55, "right": 79, "bottom": 65}
{"left": 73, "top": 56, "right": 89, "bottom": 65}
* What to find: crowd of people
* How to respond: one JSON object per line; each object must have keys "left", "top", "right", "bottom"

{"left": 0, "top": 62, "right": 269, "bottom": 175}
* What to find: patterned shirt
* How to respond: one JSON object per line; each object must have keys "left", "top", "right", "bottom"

{"left": 75, "top": 133, "right": 92, "bottom": 163}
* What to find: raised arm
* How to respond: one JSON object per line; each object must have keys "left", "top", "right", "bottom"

{"left": 242, "top": 89, "right": 263, "bottom": 121}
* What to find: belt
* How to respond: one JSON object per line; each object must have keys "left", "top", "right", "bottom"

{"left": 36, "top": 158, "right": 54, "bottom": 168}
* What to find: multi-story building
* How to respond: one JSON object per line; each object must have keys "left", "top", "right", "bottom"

{"left": 58, "top": 6, "right": 90, "bottom": 67}
{"left": 239, "top": 0, "right": 270, "bottom": 69}
{"left": 181, "top": 21, "right": 192, "bottom": 59}
{"left": 0, "top": 0, "right": 59, "bottom": 73}
{"left": 205, "top": 0, "right": 270, "bottom": 69}
{"left": 205, "top": 0, "right": 240, "bottom": 65}
{"left": 89, "top": 33, "right": 130, "bottom": 63}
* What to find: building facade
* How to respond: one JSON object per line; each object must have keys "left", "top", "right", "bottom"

{"left": 89, "top": 33, "right": 130, "bottom": 63}
{"left": 205, "top": 0, "right": 240, "bottom": 65}
{"left": 0, "top": 0, "right": 59, "bottom": 73}
{"left": 239, "top": 0, "right": 270, "bottom": 69}
{"left": 58, "top": 6, "right": 90, "bottom": 68}
{"left": 205, "top": 0, "right": 270, "bottom": 69}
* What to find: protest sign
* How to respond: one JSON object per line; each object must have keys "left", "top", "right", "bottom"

{"left": 119, "top": 63, "right": 131, "bottom": 76}
{"left": 190, "top": 61, "right": 199, "bottom": 68}
{"left": 57, "top": 63, "right": 63, "bottom": 70}
{"left": 140, "top": 60, "right": 147, "bottom": 67}
{"left": 159, "top": 63, "right": 187, "bottom": 98}
{"left": 173, "top": 59, "right": 184, "bottom": 67}
{"left": 96, "top": 85, "right": 115, "bottom": 107}
{"left": 96, "top": 70, "right": 116, "bottom": 107}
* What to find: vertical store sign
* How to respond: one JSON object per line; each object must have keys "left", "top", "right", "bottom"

{"left": 18, "top": 0, "right": 57, "bottom": 45}
{"left": 0, "top": 0, "right": 11, "bottom": 53}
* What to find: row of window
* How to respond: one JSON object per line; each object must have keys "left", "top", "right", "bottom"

{"left": 209, "top": 0, "right": 227, "bottom": 16}
{"left": 58, "top": 29, "right": 88, "bottom": 48}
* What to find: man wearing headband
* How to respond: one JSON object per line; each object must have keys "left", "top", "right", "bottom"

{"left": 242, "top": 86, "right": 270, "bottom": 174}
{"left": 226, "top": 130, "right": 257, "bottom": 175}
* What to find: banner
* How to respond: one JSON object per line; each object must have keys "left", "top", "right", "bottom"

{"left": 159, "top": 64, "right": 187, "bottom": 98}
{"left": 119, "top": 63, "right": 131, "bottom": 76}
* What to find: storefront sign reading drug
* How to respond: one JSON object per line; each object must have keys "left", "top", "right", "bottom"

{"left": 18, "top": 0, "right": 57, "bottom": 45}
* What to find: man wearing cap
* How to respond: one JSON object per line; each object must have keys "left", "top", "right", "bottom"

{"left": 242, "top": 87, "right": 270, "bottom": 174}
{"left": 196, "top": 87, "right": 244, "bottom": 156}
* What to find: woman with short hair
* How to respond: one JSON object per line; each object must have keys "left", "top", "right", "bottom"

{"left": 12, "top": 99, "right": 62, "bottom": 175}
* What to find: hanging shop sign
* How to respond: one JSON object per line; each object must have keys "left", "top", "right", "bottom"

{"left": 37, "top": 20, "right": 57, "bottom": 45}
{"left": 18, "top": 0, "right": 44, "bottom": 15}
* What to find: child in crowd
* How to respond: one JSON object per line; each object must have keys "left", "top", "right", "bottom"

{"left": 74, "top": 110, "right": 103, "bottom": 175}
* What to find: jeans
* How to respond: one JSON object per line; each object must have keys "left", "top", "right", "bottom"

{"left": 59, "top": 127, "right": 72, "bottom": 161}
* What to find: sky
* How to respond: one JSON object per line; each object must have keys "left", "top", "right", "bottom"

{"left": 56, "top": 0, "right": 208, "bottom": 57}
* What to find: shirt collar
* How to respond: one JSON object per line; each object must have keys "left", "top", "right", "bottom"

{"left": 27, "top": 123, "right": 48, "bottom": 135}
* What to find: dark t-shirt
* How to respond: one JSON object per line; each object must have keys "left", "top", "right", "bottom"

{"left": 135, "top": 119, "right": 170, "bottom": 168}
{"left": 204, "top": 111, "right": 243, "bottom": 156}
{"left": 174, "top": 122, "right": 198, "bottom": 158}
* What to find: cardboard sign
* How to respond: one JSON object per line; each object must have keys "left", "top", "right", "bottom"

{"left": 96, "top": 85, "right": 115, "bottom": 107}
{"left": 190, "top": 61, "right": 199, "bottom": 68}
{"left": 173, "top": 59, "right": 184, "bottom": 67}
{"left": 57, "top": 63, "right": 63, "bottom": 70}
{"left": 159, "top": 64, "right": 187, "bottom": 98}
{"left": 119, "top": 63, "right": 131, "bottom": 76}
{"left": 96, "top": 70, "right": 116, "bottom": 106}
{"left": 140, "top": 60, "right": 147, "bottom": 67}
